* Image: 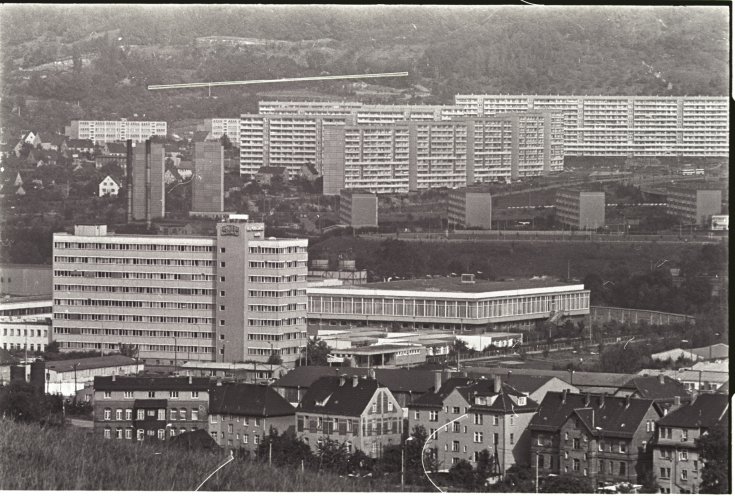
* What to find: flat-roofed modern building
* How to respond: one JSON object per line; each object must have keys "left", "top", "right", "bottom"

{"left": 454, "top": 95, "right": 729, "bottom": 157}
{"left": 322, "top": 114, "right": 563, "bottom": 194}
{"left": 307, "top": 276, "right": 590, "bottom": 332}
{"left": 208, "top": 118, "right": 240, "bottom": 145}
{"left": 339, "top": 189, "right": 378, "bottom": 228}
{"left": 191, "top": 141, "right": 224, "bottom": 214}
{"left": 555, "top": 189, "right": 606, "bottom": 230}
{"left": 67, "top": 119, "right": 167, "bottom": 144}
{"left": 128, "top": 140, "right": 166, "bottom": 223}
{"left": 447, "top": 190, "right": 493, "bottom": 229}
{"left": 52, "top": 217, "right": 308, "bottom": 366}
{"left": 666, "top": 184, "right": 723, "bottom": 227}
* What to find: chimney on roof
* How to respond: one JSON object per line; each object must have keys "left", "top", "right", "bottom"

{"left": 369, "top": 369, "right": 376, "bottom": 380}
{"left": 674, "top": 395, "right": 681, "bottom": 406}
{"left": 111, "top": 374, "right": 116, "bottom": 382}
{"left": 562, "top": 389, "right": 568, "bottom": 404}
{"left": 625, "top": 395, "right": 631, "bottom": 409}
{"left": 216, "top": 379, "right": 222, "bottom": 387}
{"left": 435, "top": 371, "right": 442, "bottom": 392}
{"left": 493, "top": 375, "right": 502, "bottom": 394}
{"left": 599, "top": 392, "right": 606, "bottom": 408}
{"left": 585, "top": 392, "right": 591, "bottom": 407}
{"left": 189, "top": 375, "right": 192, "bottom": 384}
{"left": 352, "top": 376, "right": 359, "bottom": 387}
{"left": 339, "top": 375, "right": 346, "bottom": 387}
{"left": 659, "top": 374, "right": 665, "bottom": 385}
{"left": 691, "top": 388, "right": 698, "bottom": 403}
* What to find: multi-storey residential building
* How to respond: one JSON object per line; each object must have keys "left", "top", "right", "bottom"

{"left": 93, "top": 375, "right": 210, "bottom": 442}
{"left": 258, "top": 101, "right": 461, "bottom": 122}
{"left": 295, "top": 373, "right": 403, "bottom": 458}
{"left": 128, "top": 140, "right": 166, "bottom": 223}
{"left": 555, "top": 189, "right": 606, "bottom": 230}
{"left": 529, "top": 391, "right": 661, "bottom": 490}
{"left": 322, "top": 114, "right": 563, "bottom": 194}
{"left": 208, "top": 118, "right": 240, "bottom": 145}
{"left": 408, "top": 374, "right": 538, "bottom": 473}
{"left": 191, "top": 141, "right": 224, "bottom": 214}
{"left": 653, "top": 393, "right": 729, "bottom": 494}
{"left": 666, "top": 184, "right": 722, "bottom": 227}
{"left": 454, "top": 95, "right": 729, "bottom": 157}
{"left": 0, "top": 293, "right": 51, "bottom": 353}
{"left": 208, "top": 382, "right": 295, "bottom": 455}
{"left": 67, "top": 119, "right": 167, "bottom": 144}
{"left": 447, "top": 190, "right": 492, "bottom": 229}
{"left": 307, "top": 277, "right": 590, "bottom": 332}
{"left": 239, "top": 114, "right": 353, "bottom": 177}
{"left": 339, "top": 189, "right": 378, "bottom": 228}
{"left": 52, "top": 216, "right": 308, "bottom": 365}
{"left": 1, "top": 317, "right": 49, "bottom": 353}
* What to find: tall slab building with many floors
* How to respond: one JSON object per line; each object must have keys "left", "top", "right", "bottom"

{"left": 52, "top": 217, "right": 308, "bottom": 366}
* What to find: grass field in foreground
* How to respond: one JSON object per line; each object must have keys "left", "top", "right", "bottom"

{"left": 0, "top": 419, "right": 396, "bottom": 491}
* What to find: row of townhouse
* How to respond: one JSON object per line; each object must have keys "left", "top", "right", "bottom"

{"left": 92, "top": 369, "right": 727, "bottom": 493}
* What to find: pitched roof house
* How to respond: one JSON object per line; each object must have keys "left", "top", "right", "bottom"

{"left": 615, "top": 374, "right": 690, "bottom": 415}
{"left": 529, "top": 391, "right": 661, "bottom": 489}
{"left": 295, "top": 373, "right": 403, "bottom": 458}
{"left": 409, "top": 374, "right": 539, "bottom": 473}
{"left": 208, "top": 383, "right": 295, "bottom": 455}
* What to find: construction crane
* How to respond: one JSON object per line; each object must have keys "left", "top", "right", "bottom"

{"left": 148, "top": 72, "right": 409, "bottom": 96}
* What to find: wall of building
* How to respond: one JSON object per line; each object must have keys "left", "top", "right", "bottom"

{"left": 464, "top": 192, "right": 493, "bottom": 229}
{"left": 192, "top": 141, "right": 224, "bottom": 213}
{"left": 0, "top": 265, "right": 53, "bottom": 296}
{"left": 1, "top": 319, "right": 50, "bottom": 352}
{"left": 209, "top": 413, "right": 294, "bottom": 455}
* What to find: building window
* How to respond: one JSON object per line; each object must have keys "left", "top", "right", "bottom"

{"left": 493, "top": 415, "right": 499, "bottom": 426}
{"left": 104, "top": 391, "right": 111, "bottom": 399}
{"left": 573, "top": 438, "right": 580, "bottom": 449}
{"left": 104, "top": 428, "right": 111, "bottom": 439}
{"left": 137, "top": 429, "right": 144, "bottom": 441}
{"left": 619, "top": 442, "right": 626, "bottom": 453}
{"left": 573, "top": 459, "right": 580, "bottom": 471}
{"left": 115, "top": 428, "right": 123, "bottom": 439}
{"left": 680, "top": 450, "right": 688, "bottom": 461}
{"left": 474, "top": 432, "right": 484, "bottom": 443}
{"left": 103, "top": 408, "right": 111, "bottom": 420}
{"left": 510, "top": 433, "right": 514, "bottom": 445}
{"left": 170, "top": 409, "right": 177, "bottom": 420}
{"left": 429, "top": 411, "right": 438, "bottom": 422}
{"left": 192, "top": 409, "right": 199, "bottom": 421}
{"left": 124, "top": 391, "right": 133, "bottom": 398}
{"left": 452, "top": 441, "right": 460, "bottom": 452}
{"left": 125, "top": 428, "right": 132, "bottom": 440}
{"left": 115, "top": 409, "right": 123, "bottom": 421}
{"left": 157, "top": 429, "right": 165, "bottom": 440}
{"left": 170, "top": 391, "right": 179, "bottom": 398}
{"left": 179, "top": 408, "right": 187, "bottom": 420}
{"left": 452, "top": 407, "right": 460, "bottom": 414}
{"left": 474, "top": 413, "right": 483, "bottom": 425}
{"left": 452, "top": 421, "right": 460, "bottom": 433}
{"left": 125, "top": 409, "right": 133, "bottom": 421}
{"left": 157, "top": 409, "right": 166, "bottom": 421}
{"left": 148, "top": 391, "right": 155, "bottom": 398}
{"left": 681, "top": 429, "right": 688, "bottom": 441}
{"left": 493, "top": 433, "right": 499, "bottom": 445}
{"left": 243, "top": 434, "right": 248, "bottom": 444}
{"left": 136, "top": 409, "right": 145, "bottom": 421}
{"left": 254, "top": 435, "right": 260, "bottom": 445}
{"left": 619, "top": 462, "right": 627, "bottom": 476}
{"left": 414, "top": 411, "right": 420, "bottom": 420}
{"left": 191, "top": 391, "right": 199, "bottom": 399}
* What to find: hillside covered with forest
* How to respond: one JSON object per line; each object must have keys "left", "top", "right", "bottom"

{"left": 0, "top": 5, "right": 729, "bottom": 136}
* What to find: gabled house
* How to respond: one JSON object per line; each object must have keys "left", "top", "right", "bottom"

{"left": 255, "top": 166, "right": 288, "bottom": 186}
{"left": 295, "top": 373, "right": 403, "bottom": 458}
{"left": 615, "top": 374, "right": 691, "bottom": 415}
{"left": 99, "top": 175, "right": 121, "bottom": 197}
{"left": 208, "top": 382, "right": 295, "bottom": 456}
{"left": 272, "top": 365, "right": 436, "bottom": 411}
{"left": 20, "top": 130, "right": 41, "bottom": 147}
{"left": 408, "top": 374, "right": 538, "bottom": 473}
{"left": 40, "top": 134, "right": 68, "bottom": 155}
{"left": 67, "top": 138, "right": 96, "bottom": 157}
{"left": 529, "top": 391, "right": 661, "bottom": 490}
{"left": 493, "top": 372, "right": 579, "bottom": 404}
{"left": 653, "top": 393, "right": 729, "bottom": 494}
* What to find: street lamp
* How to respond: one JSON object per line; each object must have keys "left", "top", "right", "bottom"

{"left": 421, "top": 413, "right": 469, "bottom": 493}
{"left": 401, "top": 435, "right": 415, "bottom": 490}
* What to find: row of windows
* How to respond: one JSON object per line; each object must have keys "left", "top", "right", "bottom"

{"left": 248, "top": 260, "right": 306, "bottom": 269}
{"left": 246, "top": 318, "right": 304, "bottom": 327}
{"left": 246, "top": 346, "right": 301, "bottom": 356}
{"left": 54, "top": 256, "right": 214, "bottom": 267}
{"left": 54, "top": 327, "right": 212, "bottom": 339}
{"left": 247, "top": 304, "right": 305, "bottom": 312}
{"left": 248, "top": 275, "right": 305, "bottom": 284}
{"left": 55, "top": 299, "right": 213, "bottom": 311}
{"left": 2, "top": 342, "right": 45, "bottom": 351}
{"left": 54, "top": 313, "right": 213, "bottom": 325}
{"left": 248, "top": 289, "right": 306, "bottom": 298}
{"left": 54, "top": 284, "right": 213, "bottom": 296}
{"left": 55, "top": 270, "right": 212, "bottom": 282}
{"left": 2, "top": 328, "right": 47, "bottom": 337}
{"left": 211, "top": 431, "right": 260, "bottom": 445}
{"left": 248, "top": 246, "right": 307, "bottom": 254}
{"left": 55, "top": 242, "right": 213, "bottom": 252}
{"left": 103, "top": 406, "right": 201, "bottom": 421}
{"left": 103, "top": 391, "right": 201, "bottom": 400}
{"left": 59, "top": 341, "right": 214, "bottom": 354}
{"left": 210, "top": 414, "right": 262, "bottom": 426}
{"left": 246, "top": 332, "right": 306, "bottom": 341}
